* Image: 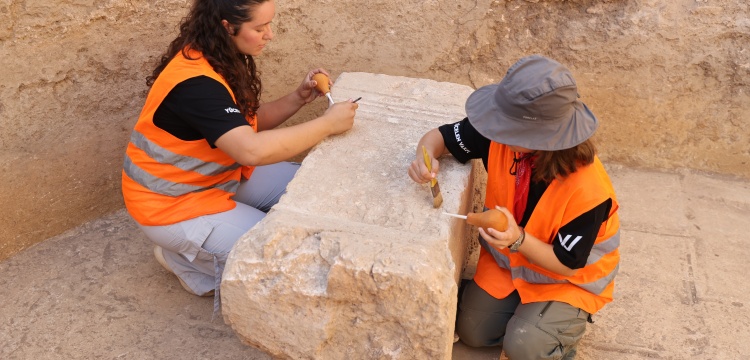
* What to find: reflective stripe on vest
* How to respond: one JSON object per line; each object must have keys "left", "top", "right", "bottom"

{"left": 123, "top": 130, "right": 241, "bottom": 197}
{"left": 123, "top": 156, "right": 239, "bottom": 197}
{"left": 479, "top": 230, "right": 621, "bottom": 295}
{"left": 130, "top": 129, "right": 240, "bottom": 176}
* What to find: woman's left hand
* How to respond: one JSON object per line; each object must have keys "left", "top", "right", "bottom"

{"left": 296, "top": 68, "right": 331, "bottom": 104}
{"left": 478, "top": 206, "right": 523, "bottom": 250}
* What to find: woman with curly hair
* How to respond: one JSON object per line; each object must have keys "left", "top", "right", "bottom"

{"left": 122, "top": 0, "right": 358, "bottom": 299}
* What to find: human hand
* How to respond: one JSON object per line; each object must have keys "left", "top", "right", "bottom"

{"left": 407, "top": 148, "right": 440, "bottom": 184}
{"left": 322, "top": 99, "right": 358, "bottom": 135}
{"left": 297, "top": 68, "right": 331, "bottom": 104}
{"left": 478, "top": 206, "right": 522, "bottom": 250}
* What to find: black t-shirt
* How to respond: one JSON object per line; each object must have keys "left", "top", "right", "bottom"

{"left": 153, "top": 76, "right": 250, "bottom": 148}
{"left": 438, "top": 118, "right": 612, "bottom": 270}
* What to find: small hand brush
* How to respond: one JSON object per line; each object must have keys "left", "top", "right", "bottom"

{"left": 421, "top": 145, "right": 443, "bottom": 208}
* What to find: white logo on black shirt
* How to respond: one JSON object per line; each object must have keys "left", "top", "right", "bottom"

{"left": 558, "top": 233, "right": 583, "bottom": 251}
{"left": 225, "top": 107, "right": 240, "bottom": 114}
{"left": 453, "top": 123, "right": 470, "bottom": 154}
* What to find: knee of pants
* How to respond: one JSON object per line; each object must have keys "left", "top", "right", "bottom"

{"left": 456, "top": 327, "right": 494, "bottom": 348}
{"left": 455, "top": 313, "right": 502, "bottom": 348}
{"left": 503, "top": 317, "right": 562, "bottom": 360}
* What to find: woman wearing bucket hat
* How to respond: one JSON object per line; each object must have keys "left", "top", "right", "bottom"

{"left": 408, "top": 55, "right": 620, "bottom": 359}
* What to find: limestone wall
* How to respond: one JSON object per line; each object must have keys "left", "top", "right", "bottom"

{"left": 1, "top": 0, "right": 748, "bottom": 260}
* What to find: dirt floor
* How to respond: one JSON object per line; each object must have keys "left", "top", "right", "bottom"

{"left": 3, "top": 165, "right": 750, "bottom": 359}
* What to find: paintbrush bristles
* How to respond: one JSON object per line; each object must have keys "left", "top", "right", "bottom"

{"left": 432, "top": 191, "right": 443, "bottom": 208}
{"left": 430, "top": 181, "right": 443, "bottom": 208}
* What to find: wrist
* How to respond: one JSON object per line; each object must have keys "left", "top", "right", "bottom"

{"left": 509, "top": 227, "right": 525, "bottom": 252}
{"left": 286, "top": 88, "right": 307, "bottom": 107}
{"left": 319, "top": 113, "right": 338, "bottom": 136}
{"left": 294, "top": 91, "right": 308, "bottom": 107}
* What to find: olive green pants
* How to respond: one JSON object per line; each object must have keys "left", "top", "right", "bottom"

{"left": 455, "top": 280, "right": 590, "bottom": 360}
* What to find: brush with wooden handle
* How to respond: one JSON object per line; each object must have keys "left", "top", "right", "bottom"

{"left": 421, "top": 145, "right": 443, "bottom": 208}
{"left": 312, "top": 73, "right": 335, "bottom": 107}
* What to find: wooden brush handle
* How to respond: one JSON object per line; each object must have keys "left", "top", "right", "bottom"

{"left": 421, "top": 146, "right": 437, "bottom": 187}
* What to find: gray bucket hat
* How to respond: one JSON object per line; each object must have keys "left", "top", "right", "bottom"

{"left": 466, "top": 54, "right": 598, "bottom": 151}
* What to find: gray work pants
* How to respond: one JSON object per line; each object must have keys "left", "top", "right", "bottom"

{"left": 455, "top": 280, "right": 590, "bottom": 360}
{"left": 138, "top": 162, "right": 299, "bottom": 296}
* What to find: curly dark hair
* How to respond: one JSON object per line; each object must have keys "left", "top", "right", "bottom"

{"left": 147, "top": 0, "right": 270, "bottom": 120}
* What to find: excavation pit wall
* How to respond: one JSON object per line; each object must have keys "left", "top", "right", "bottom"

{"left": 4, "top": 0, "right": 749, "bottom": 264}
{"left": 221, "top": 73, "right": 481, "bottom": 360}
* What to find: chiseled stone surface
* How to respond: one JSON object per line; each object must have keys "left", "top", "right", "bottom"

{"left": 221, "top": 73, "right": 478, "bottom": 359}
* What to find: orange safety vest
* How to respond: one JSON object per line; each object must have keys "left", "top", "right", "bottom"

{"left": 121, "top": 49, "right": 257, "bottom": 226}
{"left": 473, "top": 142, "right": 620, "bottom": 314}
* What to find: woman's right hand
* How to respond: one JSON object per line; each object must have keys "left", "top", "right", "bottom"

{"left": 407, "top": 129, "right": 446, "bottom": 184}
{"left": 323, "top": 100, "right": 358, "bottom": 135}
{"left": 408, "top": 150, "right": 439, "bottom": 185}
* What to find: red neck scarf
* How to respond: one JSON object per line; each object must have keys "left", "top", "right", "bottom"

{"left": 510, "top": 152, "right": 535, "bottom": 222}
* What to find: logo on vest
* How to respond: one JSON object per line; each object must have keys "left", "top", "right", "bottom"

{"left": 558, "top": 233, "right": 583, "bottom": 251}
{"left": 225, "top": 107, "right": 241, "bottom": 114}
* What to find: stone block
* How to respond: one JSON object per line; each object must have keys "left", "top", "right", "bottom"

{"left": 222, "top": 73, "right": 478, "bottom": 359}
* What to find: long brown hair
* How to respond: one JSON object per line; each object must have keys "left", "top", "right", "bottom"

{"left": 147, "top": 0, "right": 270, "bottom": 119}
{"left": 532, "top": 139, "right": 597, "bottom": 183}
